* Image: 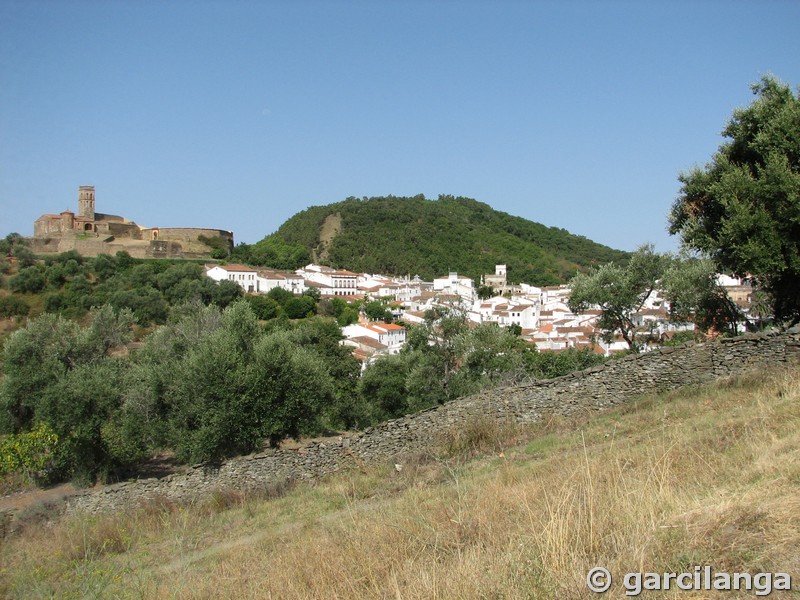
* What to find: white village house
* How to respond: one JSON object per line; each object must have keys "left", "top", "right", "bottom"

{"left": 257, "top": 268, "right": 306, "bottom": 295}
{"left": 297, "top": 264, "right": 359, "bottom": 297}
{"left": 341, "top": 322, "right": 408, "bottom": 369}
{"left": 470, "top": 295, "right": 539, "bottom": 329}
{"left": 342, "top": 322, "right": 407, "bottom": 351}
{"left": 202, "top": 260, "right": 741, "bottom": 358}
{"left": 433, "top": 272, "right": 476, "bottom": 303}
{"left": 205, "top": 264, "right": 259, "bottom": 293}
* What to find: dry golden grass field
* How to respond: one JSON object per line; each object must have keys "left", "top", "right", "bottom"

{"left": 1, "top": 366, "right": 799, "bottom": 599}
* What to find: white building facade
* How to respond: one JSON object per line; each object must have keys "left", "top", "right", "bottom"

{"left": 206, "top": 264, "right": 259, "bottom": 293}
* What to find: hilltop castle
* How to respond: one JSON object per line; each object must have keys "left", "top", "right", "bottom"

{"left": 31, "top": 185, "right": 233, "bottom": 259}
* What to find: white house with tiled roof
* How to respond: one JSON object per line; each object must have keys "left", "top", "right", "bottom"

{"left": 256, "top": 268, "right": 306, "bottom": 295}
{"left": 342, "top": 322, "right": 406, "bottom": 352}
{"left": 493, "top": 302, "right": 538, "bottom": 329}
{"left": 401, "top": 310, "right": 427, "bottom": 325}
{"left": 540, "top": 285, "right": 572, "bottom": 310}
{"left": 298, "top": 264, "right": 358, "bottom": 296}
{"left": 206, "top": 264, "right": 259, "bottom": 293}
{"left": 470, "top": 295, "right": 539, "bottom": 329}
{"left": 433, "top": 272, "right": 475, "bottom": 303}
{"left": 393, "top": 275, "right": 430, "bottom": 302}
{"left": 357, "top": 274, "right": 405, "bottom": 299}
{"left": 341, "top": 322, "right": 408, "bottom": 368}
{"left": 518, "top": 283, "right": 543, "bottom": 301}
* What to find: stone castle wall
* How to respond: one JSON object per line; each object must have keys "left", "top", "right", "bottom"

{"left": 27, "top": 232, "right": 229, "bottom": 260}
{"left": 102, "top": 222, "right": 141, "bottom": 239}
{"left": 65, "top": 328, "right": 800, "bottom": 515}
{"left": 27, "top": 237, "right": 182, "bottom": 259}
{"left": 28, "top": 237, "right": 145, "bottom": 258}
{"left": 143, "top": 227, "right": 233, "bottom": 244}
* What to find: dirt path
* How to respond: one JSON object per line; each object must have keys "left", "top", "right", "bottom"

{"left": 316, "top": 212, "right": 342, "bottom": 263}
{"left": 0, "top": 482, "right": 78, "bottom": 514}
{"left": 0, "top": 453, "right": 185, "bottom": 526}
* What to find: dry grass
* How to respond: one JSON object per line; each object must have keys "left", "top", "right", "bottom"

{"left": 437, "top": 414, "right": 525, "bottom": 459}
{"left": 1, "top": 366, "right": 799, "bottom": 598}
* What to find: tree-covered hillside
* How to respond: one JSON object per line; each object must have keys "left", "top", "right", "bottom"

{"left": 236, "top": 195, "right": 628, "bottom": 286}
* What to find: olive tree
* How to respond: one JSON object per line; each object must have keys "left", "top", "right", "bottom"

{"left": 661, "top": 255, "right": 743, "bottom": 335}
{"left": 669, "top": 76, "right": 800, "bottom": 323}
{"left": 568, "top": 244, "right": 668, "bottom": 350}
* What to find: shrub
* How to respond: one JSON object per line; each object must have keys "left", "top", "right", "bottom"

{"left": 438, "top": 415, "right": 521, "bottom": 458}
{"left": 0, "top": 422, "right": 62, "bottom": 485}
{"left": 43, "top": 292, "right": 67, "bottom": 314}
{"left": 198, "top": 234, "right": 232, "bottom": 259}
{"left": 0, "top": 296, "right": 29, "bottom": 318}
{"left": 246, "top": 294, "right": 282, "bottom": 320}
{"left": 284, "top": 295, "right": 316, "bottom": 319}
{"left": 9, "top": 266, "right": 45, "bottom": 293}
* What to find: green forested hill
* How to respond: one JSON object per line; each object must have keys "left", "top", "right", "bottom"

{"left": 237, "top": 195, "right": 628, "bottom": 285}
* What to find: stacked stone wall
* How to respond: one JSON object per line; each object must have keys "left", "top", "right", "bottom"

{"left": 64, "top": 328, "right": 800, "bottom": 515}
{"left": 26, "top": 225, "right": 231, "bottom": 259}
{"left": 103, "top": 222, "right": 142, "bottom": 239}
{"left": 26, "top": 237, "right": 203, "bottom": 259}
{"left": 144, "top": 228, "right": 233, "bottom": 244}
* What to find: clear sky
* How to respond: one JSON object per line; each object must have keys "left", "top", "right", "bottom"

{"left": 1, "top": 1, "right": 798, "bottom": 253}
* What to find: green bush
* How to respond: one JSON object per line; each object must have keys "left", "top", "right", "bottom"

{"left": 0, "top": 422, "right": 62, "bottom": 484}
{"left": 0, "top": 295, "right": 29, "bottom": 318}
{"left": 363, "top": 299, "right": 392, "bottom": 322}
{"left": 524, "top": 346, "right": 606, "bottom": 379}
{"left": 211, "top": 279, "right": 243, "bottom": 308}
{"left": 284, "top": 295, "right": 316, "bottom": 319}
{"left": 198, "top": 234, "right": 232, "bottom": 259}
{"left": 43, "top": 292, "right": 67, "bottom": 313}
{"left": 9, "top": 266, "right": 45, "bottom": 293}
{"left": 246, "top": 294, "right": 282, "bottom": 320}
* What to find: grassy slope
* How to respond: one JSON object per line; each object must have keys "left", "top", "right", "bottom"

{"left": 268, "top": 195, "right": 628, "bottom": 285}
{"left": 2, "top": 367, "right": 799, "bottom": 598}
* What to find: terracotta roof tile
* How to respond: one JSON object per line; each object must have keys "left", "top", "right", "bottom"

{"left": 350, "top": 336, "right": 387, "bottom": 350}
{"left": 219, "top": 264, "right": 257, "bottom": 272}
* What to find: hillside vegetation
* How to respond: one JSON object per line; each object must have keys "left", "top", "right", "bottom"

{"left": 2, "top": 366, "right": 797, "bottom": 598}
{"left": 1, "top": 235, "right": 608, "bottom": 488}
{"left": 236, "top": 195, "right": 628, "bottom": 285}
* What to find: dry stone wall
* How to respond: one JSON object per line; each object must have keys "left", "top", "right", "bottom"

{"left": 66, "top": 328, "right": 800, "bottom": 515}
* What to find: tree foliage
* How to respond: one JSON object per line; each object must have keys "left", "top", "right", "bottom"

{"left": 523, "top": 347, "right": 605, "bottom": 379}
{"left": 230, "top": 236, "right": 310, "bottom": 270}
{"left": 9, "top": 266, "right": 45, "bottom": 293}
{"left": 661, "top": 255, "right": 742, "bottom": 335}
{"left": 0, "top": 422, "right": 62, "bottom": 485}
{"left": 448, "top": 323, "right": 527, "bottom": 396}
{"left": 568, "top": 245, "right": 668, "bottom": 349}
{"left": 0, "top": 250, "right": 246, "bottom": 328}
{"left": 362, "top": 299, "right": 393, "bottom": 323}
{"left": 241, "top": 195, "right": 627, "bottom": 285}
{"left": 358, "top": 314, "right": 587, "bottom": 422}
{"left": 118, "top": 303, "right": 351, "bottom": 464}
{"left": 0, "top": 233, "right": 27, "bottom": 258}
{"left": 0, "top": 306, "right": 136, "bottom": 481}
{"left": 569, "top": 244, "right": 748, "bottom": 343}
{"left": 669, "top": 75, "right": 800, "bottom": 323}
{"left": 0, "top": 296, "right": 29, "bottom": 318}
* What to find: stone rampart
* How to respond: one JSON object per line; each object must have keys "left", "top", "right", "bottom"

{"left": 143, "top": 227, "right": 233, "bottom": 244}
{"left": 26, "top": 226, "right": 232, "bottom": 259}
{"left": 65, "top": 328, "right": 800, "bottom": 514}
{"left": 26, "top": 237, "right": 207, "bottom": 259}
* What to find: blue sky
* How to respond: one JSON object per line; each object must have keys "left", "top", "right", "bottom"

{"left": 2, "top": 1, "right": 798, "bottom": 253}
